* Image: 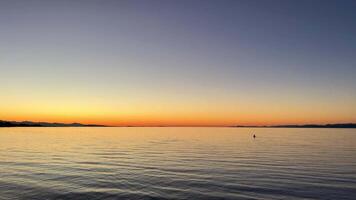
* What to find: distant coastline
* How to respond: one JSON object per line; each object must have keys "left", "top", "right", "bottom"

{"left": 233, "top": 123, "right": 356, "bottom": 128}
{"left": 1, "top": 120, "right": 356, "bottom": 128}
{"left": 0, "top": 120, "right": 106, "bottom": 127}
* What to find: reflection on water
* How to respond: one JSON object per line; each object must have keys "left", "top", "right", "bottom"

{"left": 0, "top": 127, "right": 356, "bottom": 200}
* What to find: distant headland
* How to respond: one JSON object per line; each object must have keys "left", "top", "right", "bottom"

{"left": 0, "top": 120, "right": 106, "bottom": 127}
{"left": 2, "top": 120, "right": 356, "bottom": 128}
{"left": 233, "top": 123, "right": 356, "bottom": 128}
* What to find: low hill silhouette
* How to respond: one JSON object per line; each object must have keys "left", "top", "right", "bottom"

{"left": 0, "top": 120, "right": 105, "bottom": 127}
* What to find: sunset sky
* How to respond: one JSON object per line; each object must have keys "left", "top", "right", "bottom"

{"left": 1, "top": 0, "right": 356, "bottom": 126}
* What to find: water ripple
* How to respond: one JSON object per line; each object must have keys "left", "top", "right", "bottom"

{"left": 1, "top": 127, "right": 356, "bottom": 200}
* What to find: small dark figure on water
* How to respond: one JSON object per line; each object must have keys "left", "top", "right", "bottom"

{"left": 253, "top": 134, "right": 256, "bottom": 138}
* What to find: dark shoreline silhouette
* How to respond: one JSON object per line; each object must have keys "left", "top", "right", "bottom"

{"left": 0, "top": 120, "right": 105, "bottom": 127}
{"left": 234, "top": 123, "right": 356, "bottom": 128}
{"left": 1, "top": 120, "right": 356, "bottom": 128}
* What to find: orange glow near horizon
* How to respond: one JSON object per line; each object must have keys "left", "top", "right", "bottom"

{"left": 2, "top": 83, "right": 355, "bottom": 127}
{"left": 2, "top": 107, "right": 355, "bottom": 127}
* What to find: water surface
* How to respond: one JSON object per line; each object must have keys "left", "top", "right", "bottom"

{"left": 0, "top": 127, "right": 355, "bottom": 200}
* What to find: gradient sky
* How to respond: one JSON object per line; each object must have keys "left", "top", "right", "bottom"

{"left": 1, "top": 0, "right": 356, "bottom": 126}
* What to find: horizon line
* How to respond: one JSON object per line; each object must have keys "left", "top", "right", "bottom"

{"left": 1, "top": 119, "right": 356, "bottom": 128}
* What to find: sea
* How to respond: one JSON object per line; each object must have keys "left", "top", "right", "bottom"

{"left": 0, "top": 127, "right": 355, "bottom": 200}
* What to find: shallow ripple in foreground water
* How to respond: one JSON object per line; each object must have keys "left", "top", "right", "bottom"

{"left": 0, "top": 127, "right": 356, "bottom": 200}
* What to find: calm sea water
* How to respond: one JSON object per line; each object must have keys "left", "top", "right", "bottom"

{"left": 0, "top": 127, "right": 355, "bottom": 200}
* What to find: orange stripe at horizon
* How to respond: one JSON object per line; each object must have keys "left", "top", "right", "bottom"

{"left": 2, "top": 112, "right": 356, "bottom": 127}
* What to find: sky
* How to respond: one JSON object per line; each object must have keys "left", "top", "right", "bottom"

{"left": 1, "top": 0, "right": 356, "bottom": 126}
